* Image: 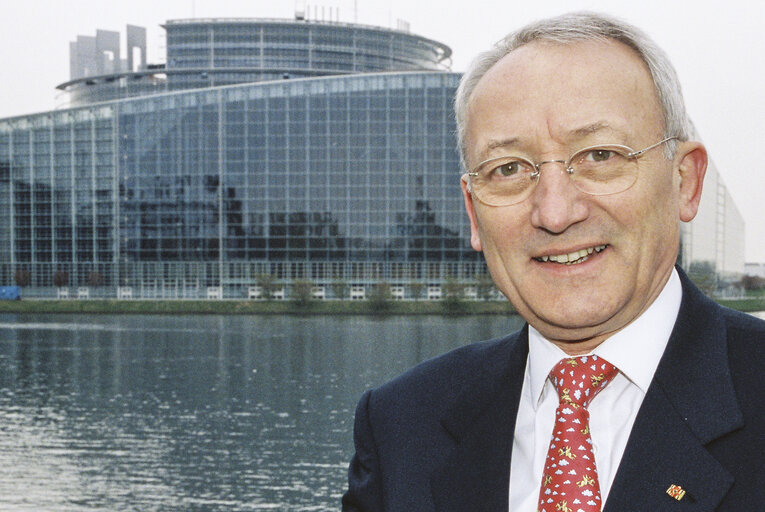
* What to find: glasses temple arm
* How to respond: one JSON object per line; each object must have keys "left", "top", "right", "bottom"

{"left": 627, "top": 136, "right": 678, "bottom": 158}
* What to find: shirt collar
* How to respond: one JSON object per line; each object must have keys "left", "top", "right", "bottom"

{"left": 526, "top": 268, "right": 682, "bottom": 408}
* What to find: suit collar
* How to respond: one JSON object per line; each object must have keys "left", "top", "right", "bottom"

{"left": 653, "top": 268, "right": 743, "bottom": 443}
{"left": 430, "top": 327, "right": 529, "bottom": 512}
{"left": 605, "top": 267, "right": 743, "bottom": 510}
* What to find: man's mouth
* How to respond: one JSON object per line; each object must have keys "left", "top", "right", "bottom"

{"left": 534, "top": 244, "right": 608, "bottom": 265}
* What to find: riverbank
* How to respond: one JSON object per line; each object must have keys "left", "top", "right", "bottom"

{"left": 716, "top": 298, "right": 765, "bottom": 313}
{"left": 0, "top": 299, "right": 517, "bottom": 315}
{"left": 0, "top": 297, "right": 763, "bottom": 315}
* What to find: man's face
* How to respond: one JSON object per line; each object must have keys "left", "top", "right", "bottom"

{"left": 462, "top": 40, "right": 705, "bottom": 349}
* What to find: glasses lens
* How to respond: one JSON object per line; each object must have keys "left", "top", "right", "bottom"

{"left": 568, "top": 146, "right": 638, "bottom": 195}
{"left": 471, "top": 157, "right": 536, "bottom": 206}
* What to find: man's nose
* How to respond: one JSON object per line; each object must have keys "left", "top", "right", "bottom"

{"left": 528, "top": 161, "right": 589, "bottom": 233}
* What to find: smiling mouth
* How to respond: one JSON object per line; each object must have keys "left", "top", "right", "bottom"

{"left": 534, "top": 244, "right": 608, "bottom": 265}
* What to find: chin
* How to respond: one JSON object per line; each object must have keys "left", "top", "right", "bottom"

{"left": 532, "top": 301, "right": 622, "bottom": 337}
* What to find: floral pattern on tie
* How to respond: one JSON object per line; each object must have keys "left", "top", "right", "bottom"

{"left": 537, "top": 355, "right": 618, "bottom": 512}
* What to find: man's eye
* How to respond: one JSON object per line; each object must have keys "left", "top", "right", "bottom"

{"left": 586, "top": 149, "right": 614, "bottom": 162}
{"left": 492, "top": 161, "right": 522, "bottom": 177}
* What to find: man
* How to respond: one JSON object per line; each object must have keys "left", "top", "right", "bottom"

{"left": 343, "top": 12, "right": 765, "bottom": 512}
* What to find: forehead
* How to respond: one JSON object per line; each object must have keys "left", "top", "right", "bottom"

{"left": 464, "top": 40, "right": 664, "bottom": 162}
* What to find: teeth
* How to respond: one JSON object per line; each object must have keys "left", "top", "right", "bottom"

{"left": 539, "top": 245, "right": 606, "bottom": 265}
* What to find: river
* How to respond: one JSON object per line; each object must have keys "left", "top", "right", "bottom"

{"left": 0, "top": 313, "right": 522, "bottom": 511}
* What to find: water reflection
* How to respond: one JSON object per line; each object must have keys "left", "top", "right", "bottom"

{"left": 0, "top": 313, "right": 522, "bottom": 510}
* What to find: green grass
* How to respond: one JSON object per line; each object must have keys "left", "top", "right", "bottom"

{"left": 0, "top": 299, "right": 517, "bottom": 316}
{"left": 717, "top": 297, "right": 765, "bottom": 313}
{"left": 0, "top": 297, "right": 761, "bottom": 315}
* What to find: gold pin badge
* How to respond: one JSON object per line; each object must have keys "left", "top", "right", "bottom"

{"left": 666, "top": 484, "right": 686, "bottom": 500}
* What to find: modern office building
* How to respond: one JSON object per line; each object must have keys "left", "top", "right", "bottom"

{"left": 680, "top": 157, "right": 745, "bottom": 279}
{"left": 0, "top": 17, "right": 483, "bottom": 299}
{"left": 0, "top": 15, "right": 745, "bottom": 299}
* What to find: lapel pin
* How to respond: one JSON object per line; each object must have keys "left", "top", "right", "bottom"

{"left": 666, "top": 484, "right": 686, "bottom": 500}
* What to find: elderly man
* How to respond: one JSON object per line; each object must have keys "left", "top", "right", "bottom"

{"left": 343, "top": 12, "right": 764, "bottom": 512}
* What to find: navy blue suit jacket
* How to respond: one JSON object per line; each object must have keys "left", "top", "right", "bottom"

{"left": 343, "top": 269, "right": 765, "bottom": 511}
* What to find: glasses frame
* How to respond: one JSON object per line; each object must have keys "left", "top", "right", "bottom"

{"left": 465, "top": 136, "right": 678, "bottom": 206}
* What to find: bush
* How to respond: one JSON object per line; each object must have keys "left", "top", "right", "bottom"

{"left": 14, "top": 269, "right": 30, "bottom": 287}
{"left": 686, "top": 261, "right": 717, "bottom": 297}
{"left": 409, "top": 281, "right": 424, "bottom": 301}
{"left": 368, "top": 282, "right": 392, "bottom": 312}
{"left": 441, "top": 278, "right": 465, "bottom": 312}
{"left": 290, "top": 279, "right": 313, "bottom": 306}
{"left": 86, "top": 271, "right": 104, "bottom": 287}
{"left": 331, "top": 279, "right": 348, "bottom": 300}
{"left": 255, "top": 274, "right": 278, "bottom": 299}
{"left": 53, "top": 271, "right": 69, "bottom": 288}
{"left": 475, "top": 273, "right": 496, "bottom": 301}
{"left": 740, "top": 274, "right": 765, "bottom": 292}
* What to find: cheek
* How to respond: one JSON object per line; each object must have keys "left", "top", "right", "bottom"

{"left": 475, "top": 211, "right": 512, "bottom": 251}
{"left": 474, "top": 211, "right": 529, "bottom": 271}
{"left": 614, "top": 182, "right": 680, "bottom": 262}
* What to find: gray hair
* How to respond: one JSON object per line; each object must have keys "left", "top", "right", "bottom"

{"left": 454, "top": 11, "right": 690, "bottom": 169}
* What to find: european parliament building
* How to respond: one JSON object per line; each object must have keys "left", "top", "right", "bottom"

{"left": 0, "top": 16, "right": 745, "bottom": 299}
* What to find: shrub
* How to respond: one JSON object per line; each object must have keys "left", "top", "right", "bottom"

{"left": 475, "top": 273, "right": 496, "bottom": 301}
{"left": 368, "top": 282, "right": 392, "bottom": 312}
{"left": 409, "top": 281, "right": 424, "bottom": 301}
{"left": 255, "top": 274, "right": 278, "bottom": 299}
{"left": 290, "top": 279, "right": 313, "bottom": 306}
{"left": 331, "top": 279, "right": 348, "bottom": 300}
{"left": 441, "top": 278, "right": 465, "bottom": 312}
{"left": 14, "top": 269, "right": 30, "bottom": 287}
{"left": 53, "top": 271, "right": 69, "bottom": 288}
{"left": 86, "top": 271, "right": 104, "bottom": 287}
{"left": 686, "top": 261, "right": 717, "bottom": 297}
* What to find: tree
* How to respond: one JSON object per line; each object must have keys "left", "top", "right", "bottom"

{"left": 441, "top": 278, "right": 465, "bottom": 312}
{"left": 53, "top": 271, "right": 69, "bottom": 288}
{"left": 740, "top": 274, "right": 765, "bottom": 292}
{"left": 686, "top": 261, "right": 717, "bottom": 297}
{"left": 368, "top": 282, "right": 392, "bottom": 312}
{"left": 331, "top": 279, "right": 348, "bottom": 300}
{"left": 409, "top": 281, "right": 424, "bottom": 301}
{"left": 475, "top": 273, "right": 496, "bottom": 301}
{"left": 86, "top": 271, "right": 104, "bottom": 287}
{"left": 255, "top": 274, "right": 278, "bottom": 300}
{"left": 14, "top": 269, "right": 30, "bottom": 287}
{"left": 290, "top": 279, "right": 313, "bottom": 306}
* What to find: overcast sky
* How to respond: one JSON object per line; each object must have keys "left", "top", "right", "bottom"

{"left": 1, "top": 0, "right": 763, "bottom": 263}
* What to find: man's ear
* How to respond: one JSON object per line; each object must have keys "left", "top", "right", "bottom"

{"left": 461, "top": 177, "right": 483, "bottom": 252}
{"left": 675, "top": 141, "right": 707, "bottom": 223}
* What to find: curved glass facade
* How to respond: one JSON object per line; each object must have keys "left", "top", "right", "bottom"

{"left": 0, "top": 71, "right": 484, "bottom": 298}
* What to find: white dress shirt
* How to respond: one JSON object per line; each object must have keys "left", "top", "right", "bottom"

{"left": 508, "top": 269, "right": 682, "bottom": 511}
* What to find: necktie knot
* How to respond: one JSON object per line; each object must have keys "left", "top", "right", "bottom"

{"left": 550, "top": 355, "right": 618, "bottom": 409}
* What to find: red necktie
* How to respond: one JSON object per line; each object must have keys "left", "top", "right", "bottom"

{"left": 537, "top": 355, "right": 618, "bottom": 512}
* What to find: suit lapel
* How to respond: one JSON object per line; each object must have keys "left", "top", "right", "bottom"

{"left": 430, "top": 328, "right": 529, "bottom": 512}
{"left": 605, "top": 270, "right": 743, "bottom": 511}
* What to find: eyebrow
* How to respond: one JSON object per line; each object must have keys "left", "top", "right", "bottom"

{"left": 570, "top": 121, "right": 612, "bottom": 138}
{"left": 480, "top": 122, "right": 627, "bottom": 155}
{"left": 484, "top": 137, "right": 521, "bottom": 153}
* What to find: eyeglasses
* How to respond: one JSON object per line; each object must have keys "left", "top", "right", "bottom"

{"left": 464, "top": 137, "right": 677, "bottom": 206}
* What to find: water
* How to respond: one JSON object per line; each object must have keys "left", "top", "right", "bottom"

{"left": 0, "top": 313, "right": 522, "bottom": 511}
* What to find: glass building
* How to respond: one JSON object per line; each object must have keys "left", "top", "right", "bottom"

{"left": 0, "top": 18, "right": 485, "bottom": 299}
